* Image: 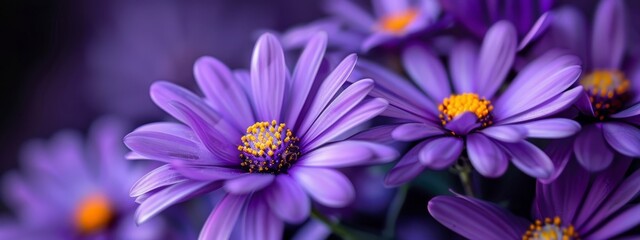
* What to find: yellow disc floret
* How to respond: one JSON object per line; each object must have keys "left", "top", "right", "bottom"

{"left": 580, "top": 70, "right": 630, "bottom": 120}
{"left": 239, "top": 120, "right": 299, "bottom": 174}
{"left": 74, "top": 193, "right": 113, "bottom": 234}
{"left": 522, "top": 217, "right": 579, "bottom": 240}
{"left": 377, "top": 9, "right": 419, "bottom": 34}
{"left": 438, "top": 93, "right": 494, "bottom": 127}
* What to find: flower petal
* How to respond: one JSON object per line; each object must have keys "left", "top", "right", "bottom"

{"left": 194, "top": 56, "right": 254, "bottom": 129}
{"left": 602, "top": 122, "right": 640, "bottom": 157}
{"left": 517, "top": 12, "right": 552, "bottom": 50}
{"left": 467, "top": 134, "right": 508, "bottom": 178}
{"left": 355, "top": 60, "right": 436, "bottom": 120}
{"left": 445, "top": 112, "right": 480, "bottom": 135}
{"left": 292, "top": 167, "right": 355, "bottom": 208}
{"left": 251, "top": 33, "right": 288, "bottom": 121}
{"left": 304, "top": 79, "right": 374, "bottom": 143}
{"left": 149, "top": 81, "right": 239, "bottom": 140}
{"left": 304, "top": 98, "right": 388, "bottom": 150}
{"left": 224, "top": 174, "right": 275, "bottom": 194}
{"left": 419, "top": 137, "right": 463, "bottom": 169}
{"left": 199, "top": 193, "right": 249, "bottom": 240}
{"left": 265, "top": 175, "right": 310, "bottom": 223}
{"left": 241, "top": 196, "right": 283, "bottom": 240}
{"left": 574, "top": 124, "right": 614, "bottom": 172}
{"left": 298, "top": 140, "right": 398, "bottom": 167}
{"left": 392, "top": 122, "right": 446, "bottom": 142}
{"left": 428, "top": 196, "right": 528, "bottom": 239}
{"left": 299, "top": 54, "right": 357, "bottom": 135}
{"left": 499, "top": 86, "right": 583, "bottom": 125}
{"left": 501, "top": 141, "right": 553, "bottom": 179}
{"left": 476, "top": 21, "right": 517, "bottom": 98}
{"left": 538, "top": 138, "right": 573, "bottom": 184}
{"left": 130, "top": 165, "right": 187, "bottom": 197}
{"left": 480, "top": 125, "right": 528, "bottom": 143}
{"left": 493, "top": 51, "right": 581, "bottom": 120}
{"left": 384, "top": 141, "right": 428, "bottom": 187}
{"left": 519, "top": 119, "right": 581, "bottom": 138}
{"left": 588, "top": 205, "right": 640, "bottom": 240}
{"left": 591, "top": 0, "right": 626, "bottom": 69}
{"left": 449, "top": 40, "right": 479, "bottom": 93}
{"left": 402, "top": 44, "right": 451, "bottom": 102}
{"left": 285, "top": 32, "right": 327, "bottom": 125}
{"left": 136, "top": 181, "right": 221, "bottom": 224}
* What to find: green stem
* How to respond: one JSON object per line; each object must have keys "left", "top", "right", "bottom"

{"left": 382, "top": 184, "right": 409, "bottom": 239}
{"left": 456, "top": 157, "right": 475, "bottom": 197}
{"left": 311, "top": 209, "right": 356, "bottom": 240}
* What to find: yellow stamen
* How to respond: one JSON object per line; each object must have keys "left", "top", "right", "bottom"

{"left": 438, "top": 93, "right": 494, "bottom": 127}
{"left": 522, "top": 216, "right": 579, "bottom": 240}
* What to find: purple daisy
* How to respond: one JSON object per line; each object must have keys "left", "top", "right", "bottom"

{"left": 0, "top": 118, "right": 170, "bottom": 239}
{"left": 283, "top": 0, "right": 442, "bottom": 52}
{"left": 534, "top": 0, "right": 640, "bottom": 172}
{"left": 441, "top": 0, "right": 554, "bottom": 50}
{"left": 428, "top": 158, "right": 640, "bottom": 239}
{"left": 354, "top": 21, "right": 582, "bottom": 186}
{"left": 124, "top": 32, "right": 398, "bottom": 239}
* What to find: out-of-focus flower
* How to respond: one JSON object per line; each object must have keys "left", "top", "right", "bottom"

{"left": 441, "top": 0, "right": 554, "bottom": 50}
{"left": 534, "top": 0, "right": 640, "bottom": 173}
{"left": 0, "top": 118, "right": 171, "bottom": 239}
{"left": 356, "top": 21, "right": 582, "bottom": 186}
{"left": 124, "top": 32, "right": 398, "bottom": 239}
{"left": 428, "top": 158, "right": 640, "bottom": 239}
{"left": 282, "top": 0, "right": 443, "bottom": 52}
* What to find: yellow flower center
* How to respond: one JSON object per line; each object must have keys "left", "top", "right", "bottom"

{"left": 438, "top": 93, "right": 494, "bottom": 127}
{"left": 522, "top": 217, "right": 579, "bottom": 240}
{"left": 580, "top": 70, "right": 630, "bottom": 120}
{"left": 377, "top": 9, "right": 419, "bottom": 34}
{"left": 238, "top": 120, "right": 300, "bottom": 174}
{"left": 74, "top": 193, "right": 113, "bottom": 234}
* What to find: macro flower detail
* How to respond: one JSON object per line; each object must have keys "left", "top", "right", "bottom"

{"left": 438, "top": 93, "right": 494, "bottom": 127}
{"left": 238, "top": 121, "right": 300, "bottom": 174}
{"left": 124, "top": 32, "right": 398, "bottom": 239}
{"left": 580, "top": 70, "right": 630, "bottom": 120}
{"left": 428, "top": 158, "right": 640, "bottom": 239}
{"left": 535, "top": 0, "right": 640, "bottom": 172}
{"left": 0, "top": 118, "right": 170, "bottom": 239}
{"left": 521, "top": 217, "right": 578, "bottom": 240}
{"left": 356, "top": 21, "right": 582, "bottom": 186}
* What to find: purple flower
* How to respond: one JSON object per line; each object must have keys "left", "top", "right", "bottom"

{"left": 0, "top": 118, "right": 169, "bottom": 239}
{"left": 533, "top": 0, "right": 640, "bottom": 172}
{"left": 282, "top": 0, "right": 442, "bottom": 52}
{"left": 124, "top": 32, "right": 398, "bottom": 239}
{"left": 441, "top": 0, "right": 554, "bottom": 49}
{"left": 355, "top": 21, "right": 582, "bottom": 186}
{"left": 428, "top": 158, "right": 640, "bottom": 239}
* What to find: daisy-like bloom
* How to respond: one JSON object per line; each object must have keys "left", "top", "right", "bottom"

{"left": 0, "top": 118, "right": 170, "bottom": 239}
{"left": 441, "top": 0, "right": 553, "bottom": 50}
{"left": 534, "top": 0, "right": 640, "bottom": 172}
{"left": 428, "top": 158, "right": 640, "bottom": 239}
{"left": 124, "top": 32, "right": 398, "bottom": 239}
{"left": 283, "top": 0, "right": 442, "bottom": 52}
{"left": 355, "top": 21, "right": 583, "bottom": 187}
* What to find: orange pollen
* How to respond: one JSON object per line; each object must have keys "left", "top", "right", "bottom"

{"left": 580, "top": 70, "right": 630, "bottom": 120}
{"left": 438, "top": 93, "right": 494, "bottom": 127}
{"left": 74, "top": 193, "right": 113, "bottom": 234}
{"left": 377, "top": 9, "right": 419, "bottom": 34}
{"left": 522, "top": 217, "right": 579, "bottom": 240}
{"left": 238, "top": 120, "right": 300, "bottom": 174}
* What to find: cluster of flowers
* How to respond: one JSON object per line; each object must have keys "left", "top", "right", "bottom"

{"left": 1, "top": 0, "right": 639, "bottom": 239}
